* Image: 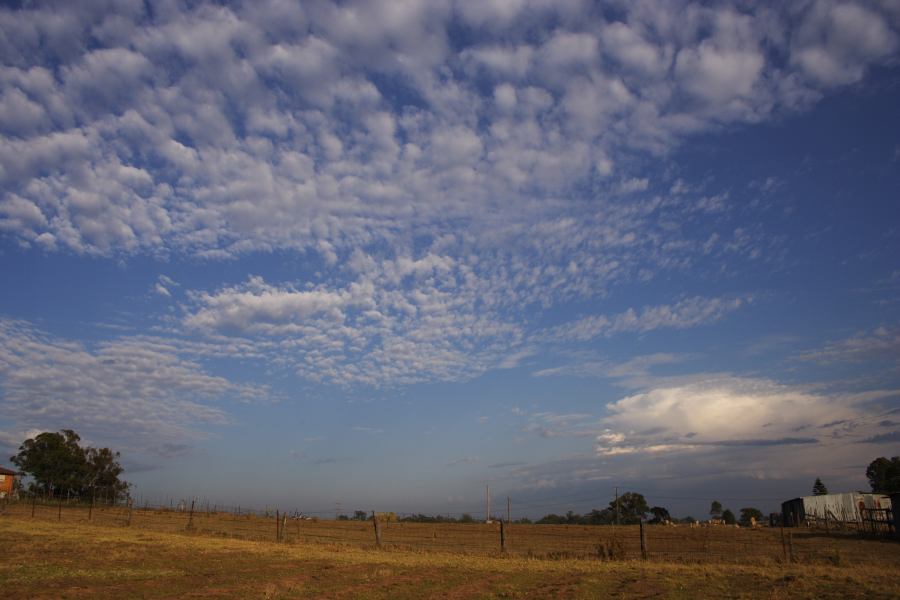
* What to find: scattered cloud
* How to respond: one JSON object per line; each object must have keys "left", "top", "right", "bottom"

{"left": 352, "top": 426, "right": 384, "bottom": 434}
{"left": 800, "top": 326, "right": 900, "bottom": 365}
{"left": 0, "top": 318, "right": 267, "bottom": 451}
{"left": 546, "top": 296, "right": 750, "bottom": 343}
{"left": 0, "top": 1, "right": 896, "bottom": 260}
{"left": 446, "top": 456, "right": 480, "bottom": 467}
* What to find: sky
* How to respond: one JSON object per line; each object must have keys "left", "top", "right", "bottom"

{"left": 1, "top": 0, "right": 899, "bottom": 520}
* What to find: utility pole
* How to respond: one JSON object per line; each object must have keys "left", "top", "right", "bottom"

{"left": 615, "top": 486, "right": 619, "bottom": 526}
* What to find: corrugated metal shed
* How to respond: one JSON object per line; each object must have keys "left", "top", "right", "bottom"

{"left": 781, "top": 492, "right": 892, "bottom": 526}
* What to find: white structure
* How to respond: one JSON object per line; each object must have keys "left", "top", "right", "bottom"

{"left": 782, "top": 492, "right": 892, "bottom": 526}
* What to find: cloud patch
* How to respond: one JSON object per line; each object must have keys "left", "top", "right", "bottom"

{"left": 594, "top": 376, "right": 896, "bottom": 456}
{"left": 0, "top": 318, "right": 266, "bottom": 452}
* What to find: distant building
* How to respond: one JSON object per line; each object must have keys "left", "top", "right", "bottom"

{"left": 781, "top": 492, "right": 892, "bottom": 527}
{"left": 0, "top": 466, "right": 16, "bottom": 499}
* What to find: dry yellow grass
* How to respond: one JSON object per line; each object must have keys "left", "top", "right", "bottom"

{"left": 2, "top": 511, "right": 899, "bottom": 598}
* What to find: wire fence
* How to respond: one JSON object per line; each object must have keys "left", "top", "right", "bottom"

{"left": 2, "top": 496, "right": 896, "bottom": 566}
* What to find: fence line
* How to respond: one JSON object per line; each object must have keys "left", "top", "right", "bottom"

{"left": 2, "top": 495, "right": 895, "bottom": 565}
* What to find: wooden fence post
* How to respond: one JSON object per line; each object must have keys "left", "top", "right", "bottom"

{"left": 704, "top": 525, "right": 710, "bottom": 561}
{"left": 31, "top": 493, "right": 36, "bottom": 518}
{"left": 780, "top": 523, "right": 787, "bottom": 561}
{"left": 373, "top": 512, "right": 383, "bottom": 548}
{"left": 276, "top": 509, "right": 280, "bottom": 542}
{"left": 126, "top": 498, "right": 133, "bottom": 527}
{"left": 640, "top": 520, "right": 648, "bottom": 560}
{"left": 788, "top": 531, "right": 795, "bottom": 563}
{"left": 57, "top": 496, "right": 62, "bottom": 521}
{"left": 88, "top": 489, "right": 94, "bottom": 521}
{"left": 187, "top": 499, "right": 195, "bottom": 529}
{"left": 500, "top": 519, "right": 507, "bottom": 553}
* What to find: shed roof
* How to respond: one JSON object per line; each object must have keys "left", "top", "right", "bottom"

{"left": 0, "top": 466, "right": 17, "bottom": 476}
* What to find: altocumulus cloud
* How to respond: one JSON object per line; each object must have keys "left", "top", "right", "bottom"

{"left": 0, "top": 0, "right": 899, "bottom": 461}
{"left": 0, "top": 0, "right": 897, "bottom": 259}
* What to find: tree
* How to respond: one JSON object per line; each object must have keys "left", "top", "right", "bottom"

{"left": 649, "top": 506, "right": 671, "bottom": 524}
{"left": 722, "top": 509, "right": 736, "bottom": 525}
{"left": 10, "top": 430, "right": 87, "bottom": 497}
{"left": 739, "top": 507, "right": 763, "bottom": 527}
{"left": 585, "top": 508, "right": 614, "bottom": 525}
{"left": 812, "top": 477, "right": 828, "bottom": 496}
{"left": 353, "top": 510, "right": 368, "bottom": 521}
{"left": 10, "top": 430, "right": 128, "bottom": 500}
{"left": 536, "top": 513, "right": 567, "bottom": 524}
{"left": 84, "top": 447, "right": 128, "bottom": 500}
{"left": 866, "top": 456, "right": 900, "bottom": 494}
{"left": 709, "top": 500, "right": 723, "bottom": 519}
{"left": 608, "top": 492, "right": 649, "bottom": 524}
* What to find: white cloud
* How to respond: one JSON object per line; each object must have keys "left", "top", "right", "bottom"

{"left": 0, "top": 0, "right": 897, "bottom": 395}
{"left": 800, "top": 326, "right": 900, "bottom": 365}
{"left": 0, "top": 319, "right": 267, "bottom": 453}
{"left": 547, "top": 296, "right": 749, "bottom": 342}
{"left": 594, "top": 376, "right": 897, "bottom": 457}
{"left": 0, "top": 1, "right": 894, "bottom": 260}
{"left": 791, "top": 2, "right": 898, "bottom": 86}
{"left": 185, "top": 276, "right": 353, "bottom": 333}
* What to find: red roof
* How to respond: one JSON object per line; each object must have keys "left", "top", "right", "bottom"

{"left": 0, "top": 466, "right": 17, "bottom": 476}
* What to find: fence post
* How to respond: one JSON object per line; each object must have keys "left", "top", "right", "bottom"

{"left": 704, "top": 525, "right": 710, "bottom": 561}
{"left": 282, "top": 514, "right": 288, "bottom": 543}
{"left": 372, "top": 512, "right": 383, "bottom": 548}
{"left": 276, "top": 509, "right": 280, "bottom": 542}
{"left": 31, "top": 493, "right": 36, "bottom": 518}
{"left": 187, "top": 499, "right": 195, "bottom": 529}
{"left": 788, "top": 531, "right": 795, "bottom": 563}
{"left": 500, "top": 519, "right": 507, "bottom": 553}
{"left": 57, "top": 496, "right": 62, "bottom": 521}
{"left": 88, "top": 489, "right": 94, "bottom": 521}
{"left": 780, "top": 523, "right": 786, "bottom": 561}
{"left": 640, "top": 520, "right": 648, "bottom": 560}
{"left": 126, "top": 498, "right": 133, "bottom": 527}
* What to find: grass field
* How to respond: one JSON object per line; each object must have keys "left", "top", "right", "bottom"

{"left": 2, "top": 509, "right": 899, "bottom": 598}
{"left": 4, "top": 500, "right": 898, "bottom": 565}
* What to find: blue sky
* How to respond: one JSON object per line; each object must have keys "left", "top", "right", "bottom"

{"left": 1, "top": 0, "right": 899, "bottom": 519}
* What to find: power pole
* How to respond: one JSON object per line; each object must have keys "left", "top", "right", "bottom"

{"left": 615, "top": 486, "right": 619, "bottom": 526}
